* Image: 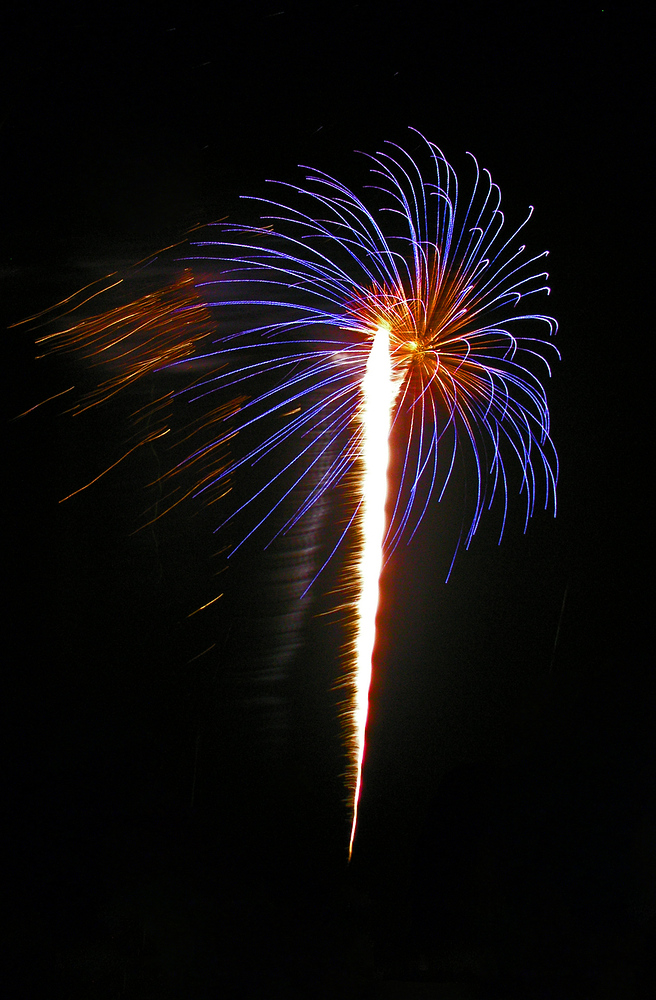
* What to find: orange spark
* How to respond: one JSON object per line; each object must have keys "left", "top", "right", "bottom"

{"left": 34, "top": 269, "right": 214, "bottom": 416}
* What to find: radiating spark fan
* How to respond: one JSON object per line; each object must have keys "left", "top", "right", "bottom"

{"left": 180, "top": 129, "right": 558, "bottom": 853}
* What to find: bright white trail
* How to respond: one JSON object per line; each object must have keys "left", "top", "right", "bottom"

{"left": 348, "top": 324, "right": 400, "bottom": 861}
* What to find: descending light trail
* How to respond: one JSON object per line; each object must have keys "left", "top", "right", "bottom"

{"left": 349, "top": 324, "right": 401, "bottom": 860}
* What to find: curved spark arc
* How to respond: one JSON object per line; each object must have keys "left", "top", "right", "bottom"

{"left": 349, "top": 324, "right": 401, "bottom": 861}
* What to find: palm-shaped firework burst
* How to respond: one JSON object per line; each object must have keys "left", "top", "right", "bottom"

{"left": 178, "top": 130, "right": 559, "bottom": 854}
{"left": 22, "top": 130, "right": 558, "bottom": 856}
{"left": 186, "top": 129, "right": 558, "bottom": 575}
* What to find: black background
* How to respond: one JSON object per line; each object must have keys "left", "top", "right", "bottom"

{"left": 4, "top": 2, "right": 652, "bottom": 996}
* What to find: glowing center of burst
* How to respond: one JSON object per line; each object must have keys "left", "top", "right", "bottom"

{"left": 348, "top": 323, "right": 400, "bottom": 861}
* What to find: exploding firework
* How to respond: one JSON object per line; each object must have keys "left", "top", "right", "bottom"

{"left": 182, "top": 129, "right": 559, "bottom": 854}
{"left": 19, "top": 131, "right": 558, "bottom": 857}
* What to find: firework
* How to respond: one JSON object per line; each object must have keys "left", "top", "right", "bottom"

{"left": 181, "top": 129, "right": 559, "bottom": 853}
{"left": 20, "top": 132, "right": 558, "bottom": 855}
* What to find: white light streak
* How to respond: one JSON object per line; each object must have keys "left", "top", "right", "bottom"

{"left": 348, "top": 324, "right": 400, "bottom": 860}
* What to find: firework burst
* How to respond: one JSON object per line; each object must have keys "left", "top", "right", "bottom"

{"left": 181, "top": 129, "right": 559, "bottom": 852}
{"left": 18, "top": 132, "right": 558, "bottom": 856}
{"left": 188, "top": 131, "right": 558, "bottom": 553}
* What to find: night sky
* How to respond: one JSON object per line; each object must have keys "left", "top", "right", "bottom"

{"left": 4, "top": 3, "right": 651, "bottom": 997}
